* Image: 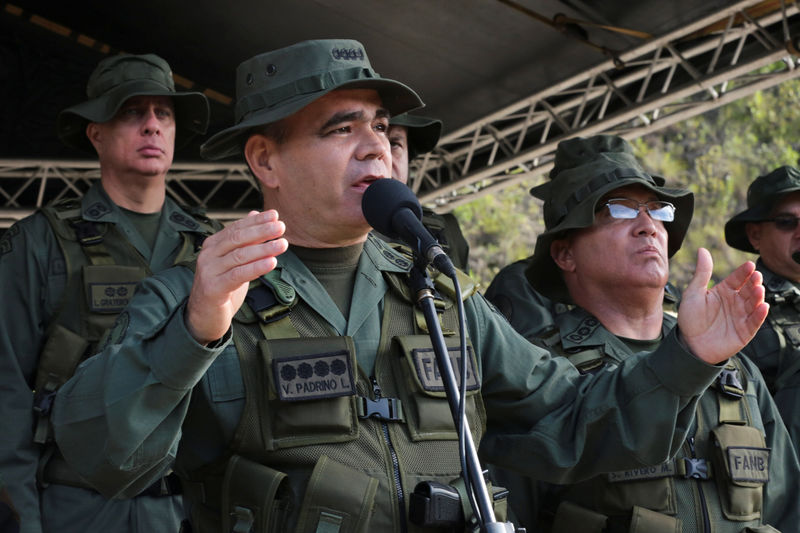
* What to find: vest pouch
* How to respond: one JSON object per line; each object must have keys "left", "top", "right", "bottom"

{"left": 627, "top": 505, "right": 681, "bottom": 533}
{"left": 82, "top": 265, "right": 147, "bottom": 338}
{"left": 391, "top": 335, "right": 485, "bottom": 441}
{"left": 551, "top": 501, "right": 607, "bottom": 533}
{"left": 710, "top": 424, "right": 768, "bottom": 521}
{"left": 220, "top": 455, "right": 290, "bottom": 533}
{"left": 34, "top": 323, "right": 89, "bottom": 392}
{"left": 601, "top": 464, "right": 676, "bottom": 515}
{"left": 258, "top": 336, "right": 359, "bottom": 450}
{"left": 293, "top": 455, "right": 378, "bottom": 533}
{"left": 741, "top": 526, "right": 780, "bottom": 533}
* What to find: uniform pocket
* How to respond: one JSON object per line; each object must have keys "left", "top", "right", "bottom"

{"left": 258, "top": 336, "right": 359, "bottom": 450}
{"left": 711, "top": 424, "right": 768, "bottom": 521}
{"left": 390, "top": 335, "right": 485, "bottom": 441}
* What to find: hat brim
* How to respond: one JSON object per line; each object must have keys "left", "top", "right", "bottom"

{"left": 200, "top": 78, "right": 423, "bottom": 161}
{"left": 389, "top": 114, "right": 442, "bottom": 158}
{"left": 527, "top": 177, "right": 694, "bottom": 303}
{"left": 724, "top": 185, "right": 800, "bottom": 253}
{"left": 58, "top": 79, "right": 210, "bottom": 153}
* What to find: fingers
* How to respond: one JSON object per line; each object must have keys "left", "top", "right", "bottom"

{"left": 720, "top": 260, "right": 757, "bottom": 292}
{"left": 203, "top": 210, "right": 285, "bottom": 259}
{"left": 185, "top": 211, "right": 288, "bottom": 345}
{"left": 684, "top": 247, "right": 712, "bottom": 295}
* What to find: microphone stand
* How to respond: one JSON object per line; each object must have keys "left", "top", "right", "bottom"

{"left": 408, "top": 260, "right": 518, "bottom": 533}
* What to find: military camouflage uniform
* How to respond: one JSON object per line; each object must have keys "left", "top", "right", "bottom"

{"left": 0, "top": 53, "right": 211, "bottom": 533}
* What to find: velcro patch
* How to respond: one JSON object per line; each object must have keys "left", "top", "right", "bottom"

{"left": 88, "top": 282, "right": 137, "bottom": 313}
{"left": 727, "top": 446, "right": 770, "bottom": 483}
{"left": 412, "top": 346, "right": 479, "bottom": 392}
{"left": 608, "top": 462, "right": 676, "bottom": 482}
{"left": 273, "top": 350, "right": 355, "bottom": 402}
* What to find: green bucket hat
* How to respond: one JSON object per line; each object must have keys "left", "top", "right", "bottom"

{"left": 725, "top": 166, "right": 800, "bottom": 253}
{"left": 57, "top": 53, "right": 210, "bottom": 153}
{"left": 389, "top": 113, "right": 442, "bottom": 158}
{"left": 200, "top": 39, "right": 424, "bottom": 160}
{"left": 525, "top": 135, "right": 694, "bottom": 303}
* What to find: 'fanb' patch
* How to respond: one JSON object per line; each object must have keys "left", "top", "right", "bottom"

{"left": 727, "top": 446, "right": 770, "bottom": 483}
{"left": 412, "top": 346, "right": 479, "bottom": 392}
{"left": 273, "top": 351, "right": 355, "bottom": 402}
{"left": 89, "top": 282, "right": 137, "bottom": 313}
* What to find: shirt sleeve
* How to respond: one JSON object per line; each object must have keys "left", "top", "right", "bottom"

{"left": 51, "top": 266, "right": 225, "bottom": 498}
{"left": 0, "top": 216, "right": 67, "bottom": 533}
{"left": 470, "top": 291, "right": 722, "bottom": 484}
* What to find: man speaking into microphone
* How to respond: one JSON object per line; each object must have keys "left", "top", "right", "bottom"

{"left": 52, "top": 39, "right": 769, "bottom": 533}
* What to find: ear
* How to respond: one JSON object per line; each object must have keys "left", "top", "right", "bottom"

{"left": 550, "top": 237, "right": 576, "bottom": 273}
{"left": 86, "top": 122, "right": 102, "bottom": 153}
{"left": 744, "top": 222, "right": 761, "bottom": 252}
{"left": 244, "top": 134, "right": 279, "bottom": 190}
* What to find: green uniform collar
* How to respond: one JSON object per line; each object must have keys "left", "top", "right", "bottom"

{"left": 272, "top": 235, "right": 412, "bottom": 336}
{"left": 757, "top": 257, "right": 800, "bottom": 297}
{"left": 555, "top": 307, "right": 676, "bottom": 364}
{"left": 79, "top": 182, "right": 208, "bottom": 235}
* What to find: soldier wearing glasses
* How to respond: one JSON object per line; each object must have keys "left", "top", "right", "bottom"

{"left": 489, "top": 136, "right": 799, "bottom": 532}
{"left": 726, "top": 165, "right": 800, "bottom": 457}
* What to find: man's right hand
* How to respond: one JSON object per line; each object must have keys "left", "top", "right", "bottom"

{"left": 185, "top": 210, "right": 288, "bottom": 345}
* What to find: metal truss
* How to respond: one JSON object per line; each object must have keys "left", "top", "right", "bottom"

{"left": 2, "top": 0, "right": 800, "bottom": 228}
{"left": 0, "top": 160, "right": 256, "bottom": 228}
{"left": 412, "top": 0, "right": 800, "bottom": 210}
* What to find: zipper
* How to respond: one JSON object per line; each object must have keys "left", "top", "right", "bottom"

{"left": 372, "top": 376, "right": 407, "bottom": 532}
{"left": 687, "top": 436, "right": 711, "bottom": 533}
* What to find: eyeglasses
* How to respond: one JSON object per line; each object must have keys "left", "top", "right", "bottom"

{"left": 602, "top": 198, "right": 676, "bottom": 222}
{"left": 762, "top": 216, "right": 800, "bottom": 232}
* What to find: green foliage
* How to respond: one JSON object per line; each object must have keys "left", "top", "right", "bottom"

{"left": 457, "top": 77, "right": 800, "bottom": 292}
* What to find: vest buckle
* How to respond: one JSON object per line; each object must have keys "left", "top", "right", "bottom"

{"left": 358, "top": 396, "right": 404, "bottom": 422}
{"left": 682, "top": 457, "right": 709, "bottom": 480}
{"left": 717, "top": 367, "right": 744, "bottom": 398}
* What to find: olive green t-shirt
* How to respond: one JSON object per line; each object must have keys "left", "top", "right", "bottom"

{"left": 290, "top": 243, "right": 364, "bottom": 318}
{"left": 119, "top": 207, "right": 162, "bottom": 253}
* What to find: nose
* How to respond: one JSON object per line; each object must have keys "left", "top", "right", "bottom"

{"left": 141, "top": 108, "right": 161, "bottom": 136}
{"left": 633, "top": 205, "right": 659, "bottom": 235}
{"left": 356, "top": 126, "right": 390, "bottom": 162}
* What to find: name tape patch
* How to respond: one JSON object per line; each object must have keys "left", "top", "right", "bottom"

{"left": 608, "top": 462, "right": 676, "bottom": 483}
{"left": 273, "top": 350, "right": 355, "bottom": 402}
{"left": 412, "top": 347, "right": 479, "bottom": 392}
{"left": 89, "top": 282, "right": 137, "bottom": 313}
{"left": 727, "top": 446, "right": 770, "bottom": 483}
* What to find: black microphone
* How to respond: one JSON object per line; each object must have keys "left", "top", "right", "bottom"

{"left": 362, "top": 179, "right": 456, "bottom": 277}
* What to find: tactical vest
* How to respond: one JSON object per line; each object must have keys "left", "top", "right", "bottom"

{"left": 33, "top": 198, "right": 219, "bottom": 487}
{"left": 180, "top": 262, "right": 506, "bottom": 533}
{"left": 761, "top": 284, "right": 800, "bottom": 393}
{"left": 536, "top": 317, "right": 773, "bottom": 533}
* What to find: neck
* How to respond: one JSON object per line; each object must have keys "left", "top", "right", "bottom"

{"left": 570, "top": 284, "right": 664, "bottom": 340}
{"left": 100, "top": 171, "right": 166, "bottom": 213}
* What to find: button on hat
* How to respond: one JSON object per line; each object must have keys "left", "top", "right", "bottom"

{"left": 58, "top": 53, "right": 210, "bottom": 152}
{"left": 200, "top": 39, "right": 424, "bottom": 160}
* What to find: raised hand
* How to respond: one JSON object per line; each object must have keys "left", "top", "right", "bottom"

{"left": 678, "top": 247, "right": 768, "bottom": 364}
{"left": 185, "top": 210, "right": 288, "bottom": 344}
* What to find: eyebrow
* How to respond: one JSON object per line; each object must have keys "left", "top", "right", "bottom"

{"left": 318, "top": 107, "right": 390, "bottom": 132}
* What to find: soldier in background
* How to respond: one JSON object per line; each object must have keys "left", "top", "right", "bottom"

{"left": 387, "top": 112, "right": 470, "bottom": 270}
{"left": 489, "top": 135, "right": 799, "bottom": 532}
{"left": 725, "top": 165, "right": 800, "bottom": 456}
{"left": 0, "top": 53, "right": 217, "bottom": 533}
